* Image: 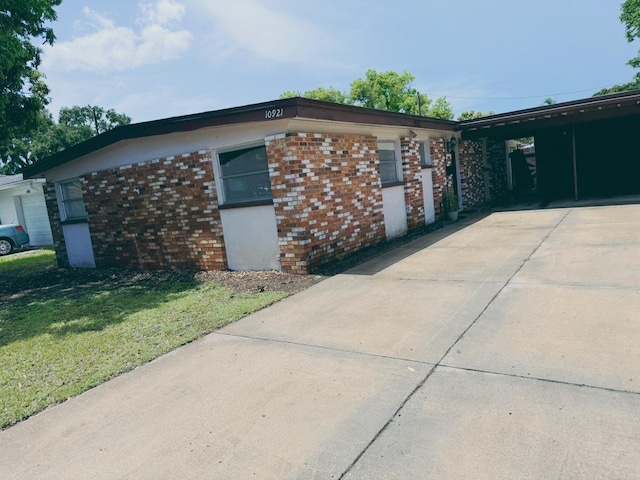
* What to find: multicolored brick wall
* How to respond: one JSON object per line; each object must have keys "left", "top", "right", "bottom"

{"left": 266, "top": 133, "right": 386, "bottom": 273}
{"left": 429, "top": 138, "right": 453, "bottom": 218}
{"left": 400, "top": 137, "right": 425, "bottom": 230}
{"left": 487, "top": 139, "right": 509, "bottom": 202}
{"left": 459, "top": 139, "right": 486, "bottom": 208}
{"left": 45, "top": 131, "right": 486, "bottom": 273}
{"left": 43, "top": 181, "right": 69, "bottom": 267}
{"left": 81, "top": 150, "right": 227, "bottom": 270}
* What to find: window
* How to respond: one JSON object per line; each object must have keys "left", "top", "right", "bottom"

{"left": 218, "top": 145, "right": 272, "bottom": 204}
{"left": 378, "top": 141, "right": 399, "bottom": 185}
{"left": 419, "top": 141, "right": 432, "bottom": 168}
{"left": 59, "top": 180, "right": 87, "bottom": 220}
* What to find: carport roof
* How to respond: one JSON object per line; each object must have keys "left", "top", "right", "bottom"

{"left": 457, "top": 89, "right": 640, "bottom": 139}
{"left": 23, "top": 97, "right": 456, "bottom": 178}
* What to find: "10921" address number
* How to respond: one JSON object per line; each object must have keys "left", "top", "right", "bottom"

{"left": 265, "top": 108, "right": 284, "bottom": 119}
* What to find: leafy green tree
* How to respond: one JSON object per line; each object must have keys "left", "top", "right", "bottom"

{"left": 541, "top": 97, "right": 556, "bottom": 105}
{"left": 0, "top": 106, "right": 130, "bottom": 174}
{"left": 279, "top": 69, "right": 454, "bottom": 120}
{"left": 59, "top": 105, "right": 132, "bottom": 135}
{"left": 594, "top": 0, "right": 640, "bottom": 95}
{"left": 426, "top": 97, "right": 454, "bottom": 120}
{"left": 280, "top": 87, "right": 350, "bottom": 104}
{"left": 349, "top": 70, "right": 430, "bottom": 114}
{"left": 0, "top": 1, "right": 62, "bottom": 148}
{"left": 594, "top": 78, "right": 640, "bottom": 96}
{"left": 457, "top": 110, "right": 496, "bottom": 121}
{"left": 621, "top": 0, "right": 640, "bottom": 67}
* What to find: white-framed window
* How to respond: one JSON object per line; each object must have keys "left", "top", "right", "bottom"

{"left": 377, "top": 141, "right": 400, "bottom": 186}
{"left": 218, "top": 144, "right": 272, "bottom": 204}
{"left": 419, "top": 141, "right": 432, "bottom": 168}
{"left": 59, "top": 179, "right": 87, "bottom": 220}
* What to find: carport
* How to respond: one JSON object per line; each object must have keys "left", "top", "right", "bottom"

{"left": 458, "top": 90, "right": 640, "bottom": 201}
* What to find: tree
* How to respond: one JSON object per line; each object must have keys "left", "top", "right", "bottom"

{"left": 0, "top": 1, "right": 62, "bottom": 148}
{"left": 349, "top": 70, "right": 430, "bottom": 114}
{"left": 541, "top": 97, "right": 556, "bottom": 105}
{"left": 456, "top": 110, "right": 496, "bottom": 121}
{"left": 0, "top": 106, "right": 130, "bottom": 174}
{"left": 621, "top": 0, "right": 640, "bottom": 68}
{"left": 279, "top": 69, "right": 455, "bottom": 120}
{"left": 58, "top": 105, "right": 132, "bottom": 135}
{"left": 594, "top": 0, "right": 640, "bottom": 96}
{"left": 280, "top": 87, "right": 349, "bottom": 104}
{"left": 594, "top": 77, "right": 640, "bottom": 96}
{"left": 427, "top": 97, "right": 454, "bottom": 120}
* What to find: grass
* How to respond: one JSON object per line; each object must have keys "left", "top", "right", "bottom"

{"left": 0, "top": 247, "right": 56, "bottom": 275}
{"left": 0, "top": 251, "right": 285, "bottom": 429}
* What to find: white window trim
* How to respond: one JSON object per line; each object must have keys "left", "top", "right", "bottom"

{"left": 214, "top": 142, "right": 272, "bottom": 205}
{"left": 56, "top": 179, "right": 87, "bottom": 222}
{"left": 377, "top": 140, "right": 402, "bottom": 187}
{"left": 419, "top": 139, "right": 433, "bottom": 168}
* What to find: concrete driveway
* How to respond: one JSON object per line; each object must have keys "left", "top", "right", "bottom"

{"left": 2, "top": 204, "right": 640, "bottom": 479}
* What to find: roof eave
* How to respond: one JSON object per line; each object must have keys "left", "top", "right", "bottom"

{"left": 23, "top": 97, "right": 456, "bottom": 178}
{"left": 456, "top": 89, "right": 640, "bottom": 133}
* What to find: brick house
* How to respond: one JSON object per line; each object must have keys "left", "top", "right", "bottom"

{"left": 24, "top": 97, "right": 507, "bottom": 273}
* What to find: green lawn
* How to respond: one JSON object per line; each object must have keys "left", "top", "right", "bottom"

{"left": 0, "top": 250, "right": 285, "bottom": 429}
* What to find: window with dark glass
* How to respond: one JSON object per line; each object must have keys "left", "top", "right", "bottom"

{"left": 378, "top": 141, "right": 399, "bottom": 185}
{"left": 219, "top": 145, "right": 272, "bottom": 204}
{"left": 419, "top": 141, "right": 432, "bottom": 167}
{"left": 60, "top": 180, "right": 87, "bottom": 220}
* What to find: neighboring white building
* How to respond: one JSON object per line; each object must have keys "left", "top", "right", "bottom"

{"left": 0, "top": 174, "right": 54, "bottom": 247}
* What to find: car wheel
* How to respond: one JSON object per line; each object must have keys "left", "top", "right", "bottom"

{"left": 0, "top": 239, "right": 13, "bottom": 256}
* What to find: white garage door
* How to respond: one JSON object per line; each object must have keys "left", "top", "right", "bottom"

{"left": 20, "top": 193, "right": 54, "bottom": 246}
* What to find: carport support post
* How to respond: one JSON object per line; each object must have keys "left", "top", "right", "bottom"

{"left": 572, "top": 126, "right": 579, "bottom": 201}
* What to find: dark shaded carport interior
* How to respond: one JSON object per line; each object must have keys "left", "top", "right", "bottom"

{"left": 457, "top": 90, "right": 640, "bottom": 201}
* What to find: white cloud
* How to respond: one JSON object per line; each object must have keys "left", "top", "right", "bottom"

{"left": 43, "top": 0, "right": 192, "bottom": 73}
{"left": 139, "top": 0, "right": 185, "bottom": 25}
{"left": 188, "top": 0, "right": 337, "bottom": 65}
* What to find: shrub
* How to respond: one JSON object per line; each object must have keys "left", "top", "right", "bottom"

{"left": 442, "top": 192, "right": 459, "bottom": 212}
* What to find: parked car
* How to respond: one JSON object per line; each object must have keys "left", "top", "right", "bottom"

{"left": 0, "top": 224, "right": 30, "bottom": 255}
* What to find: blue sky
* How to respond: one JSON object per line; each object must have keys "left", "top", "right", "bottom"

{"left": 41, "top": 0, "right": 638, "bottom": 123}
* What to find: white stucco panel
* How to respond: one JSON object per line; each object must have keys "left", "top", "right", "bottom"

{"left": 220, "top": 205, "right": 281, "bottom": 271}
{"left": 63, "top": 223, "right": 95, "bottom": 268}
{"left": 422, "top": 169, "right": 436, "bottom": 224}
{"left": 382, "top": 185, "right": 408, "bottom": 240}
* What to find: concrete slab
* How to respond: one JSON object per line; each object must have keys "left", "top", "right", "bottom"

{"left": 512, "top": 243, "right": 640, "bottom": 288}
{"left": 0, "top": 334, "right": 429, "bottom": 480}
{"left": 223, "top": 275, "right": 504, "bottom": 363}
{"left": 562, "top": 204, "right": 640, "bottom": 225}
{"left": 4, "top": 204, "right": 640, "bottom": 479}
{"left": 371, "top": 244, "right": 534, "bottom": 283}
{"left": 344, "top": 367, "right": 640, "bottom": 480}
{"left": 547, "top": 222, "right": 640, "bottom": 245}
{"left": 443, "top": 284, "right": 640, "bottom": 392}
{"left": 429, "top": 225, "right": 552, "bottom": 248}
{"left": 471, "top": 209, "right": 567, "bottom": 228}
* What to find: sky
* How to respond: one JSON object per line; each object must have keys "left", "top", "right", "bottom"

{"left": 40, "top": 0, "right": 638, "bottom": 123}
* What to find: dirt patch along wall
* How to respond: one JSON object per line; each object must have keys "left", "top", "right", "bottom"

{"left": 81, "top": 150, "right": 227, "bottom": 270}
{"left": 266, "top": 133, "right": 386, "bottom": 274}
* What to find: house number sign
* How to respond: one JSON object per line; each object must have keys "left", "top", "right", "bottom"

{"left": 265, "top": 108, "right": 284, "bottom": 119}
